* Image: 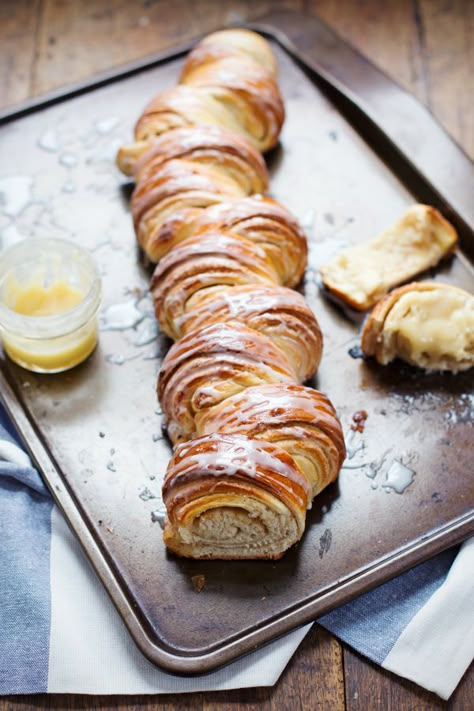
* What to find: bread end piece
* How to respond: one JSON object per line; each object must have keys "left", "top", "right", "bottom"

{"left": 361, "top": 281, "right": 474, "bottom": 372}
{"left": 116, "top": 140, "right": 151, "bottom": 176}
{"left": 319, "top": 204, "right": 458, "bottom": 311}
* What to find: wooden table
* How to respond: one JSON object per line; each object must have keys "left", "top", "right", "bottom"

{"left": 1, "top": 2, "right": 472, "bottom": 709}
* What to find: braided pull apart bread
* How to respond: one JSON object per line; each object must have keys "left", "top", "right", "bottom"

{"left": 119, "top": 29, "right": 345, "bottom": 559}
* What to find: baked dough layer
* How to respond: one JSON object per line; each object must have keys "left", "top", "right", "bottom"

{"left": 319, "top": 205, "right": 457, "bottom": 310}
{"left": 361, "top": 282, "right": 474, "bottom": 371}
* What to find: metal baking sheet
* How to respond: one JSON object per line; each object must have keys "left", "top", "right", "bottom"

{"left": 1, "top": 12, "right": 473, "bottom": 674}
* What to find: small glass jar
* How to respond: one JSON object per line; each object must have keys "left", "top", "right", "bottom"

{"left": 0, "top": 238, "right": 101, "bottom": 373}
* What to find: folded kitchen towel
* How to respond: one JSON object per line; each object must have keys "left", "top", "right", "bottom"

{"left": 0, "top": 401, "right": 473, "bottom": 699}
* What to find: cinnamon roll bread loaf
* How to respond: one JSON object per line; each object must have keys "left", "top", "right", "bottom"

{"left": 119, "top": 29, "right": 345, "bottom": 559}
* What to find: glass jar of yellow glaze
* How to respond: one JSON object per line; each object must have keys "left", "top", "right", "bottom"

{"left": 0, "top": 238, "right": 101, "bottom": 373}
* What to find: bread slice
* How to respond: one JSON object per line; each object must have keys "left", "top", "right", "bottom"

{"left": 361, "top": 282, "right": 474, "bottom": 372}
{"left": 162, "top": 433, "right": 310, "bottom": 559}
{"left": 319, "top": 205, "right": 457, "bottom": 310}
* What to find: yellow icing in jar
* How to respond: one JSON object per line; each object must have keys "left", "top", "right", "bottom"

{"left": 0, "top": 239, "right": 101, "bottom": 373}
{"left": 11, "top": 280, "right": 85, "bottom": 317}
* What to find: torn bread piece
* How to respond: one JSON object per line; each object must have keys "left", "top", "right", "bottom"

{"left": 319, "top": 205, "right": 457, "bottom": 310}
{"left": 361, "top": 282, "right": 474, "bottom": 372}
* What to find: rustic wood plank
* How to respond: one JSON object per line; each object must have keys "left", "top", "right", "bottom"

{"left": 344, "top": 647, "right": 474, "bottom": 710}
{"left": 417, "top": 0, "right": 474, "bottom": 157}
{"left": 306, "top": 0, "right": 428, "bottom": 102}
{"left": 0, "top": 626, "right": 345, "bottom": 711}
{"left": 30, "top": 0, "right": 302, "bottom": 97}
{"left": 307, "top": 0, "right": 473, "bottom": 158}
{"left": 0, "top": 0, "right": 41, "bottom": 108}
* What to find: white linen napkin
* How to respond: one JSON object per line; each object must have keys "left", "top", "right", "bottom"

{"left": 0, "top": 416, "right": 472, "bottom": 698}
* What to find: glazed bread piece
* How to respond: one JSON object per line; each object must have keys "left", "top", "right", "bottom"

{"left": 189, "top": 196, "right": 307, "bottom": 287}
{"left": 197, "top": 384, "right": 345, "bottom": 498}
{"left": 131, "top": 159, "right": 247, "bottom": 259}
{"left": 155, "top": 283, "right": 322, "bottom": 381}
{"left": 361, "top": 282, "right": 474, "bottom": 371}
{"left": 116, "top": 30, "right": 283, "bottom": 173}
{"left": 162, "top": 433, "right": 310, "bottom": 560}
{"left": 130, "top": 126, "right": 272, "bottom": 262}
{"left": 117, "top": 86, "right": 250, "bottom": 174}
{"left": 319, "top": 205, "right": 458, "bottom": 311}
{"left": 150, "top": 232, "right": 279, "bottom": 337}
{"left": 145, "top": 194, "right": 308, "bottom": 283}
{"left": 179, "top": 51, "right": 284, "bottom": 152}
{"left": 133, "top": 126, "right": 269, "bottom": 194}
{"left": 158, "top": 321, "right": 298, "bottom": 445}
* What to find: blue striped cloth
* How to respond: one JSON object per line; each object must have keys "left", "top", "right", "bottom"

{"left": 0, "top": 401, "right": 472, "bottom": 698}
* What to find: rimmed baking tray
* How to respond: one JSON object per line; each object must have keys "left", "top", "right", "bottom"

{"left": 1, "top": 10, "right": 473, "bottom": 674}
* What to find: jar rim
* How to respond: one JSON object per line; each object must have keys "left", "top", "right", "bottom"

{"left": 0, "top": 237, "right": 102, "bottom": 339}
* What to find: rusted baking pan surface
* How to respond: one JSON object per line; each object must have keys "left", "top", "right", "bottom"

{"left": 0, "top": 12, "right": 473, "bottom": 674}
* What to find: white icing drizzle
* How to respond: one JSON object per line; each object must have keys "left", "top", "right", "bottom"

{"left": 200, "top": 383, "right": 336, "bottom": 432}
{"left": 170, "top": 433, "right": 311, "bottom": 505}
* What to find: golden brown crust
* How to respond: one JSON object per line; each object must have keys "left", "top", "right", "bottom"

{"left": 150, "top": 194, "right": 307, "bottom": 284}
{"left": 190, "top": 195, "right": 307, "bottom": 288}
{"left": 158, "top": 321, "right": 299, "bottom": 445}
{"left": 134, "top": 126, "right": 269, "bottom": 193}
{"left": 141, "top": 192, "right": 308, "bottom": 277}
{"left": 150, "top": 232, "right": 279, "bottom": 338}
{"left": 129, "top": 126, "right": 273, "bottom": 263}
{"left": 131, "top": 159, "right": 246, "bottom": 258}
{"left": 198, "top": 29, "right": 278, "bottom": 75}
{"left": 135, "top": 85, "right": 244, "bottom": 141}
{"left": 196, "top": 384, "right": 345, "bottom": 499}
{"left": 180, "top": 52, "right": 284, "bottom": 152}
{"left": 159, "top": 283, "right": 322, "bottom": 381}
{"left": 116, "top": 86, "right": 252, "bottom": 175}
{"left": 361, "top": 281, "right": 474, "bottom": 371}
